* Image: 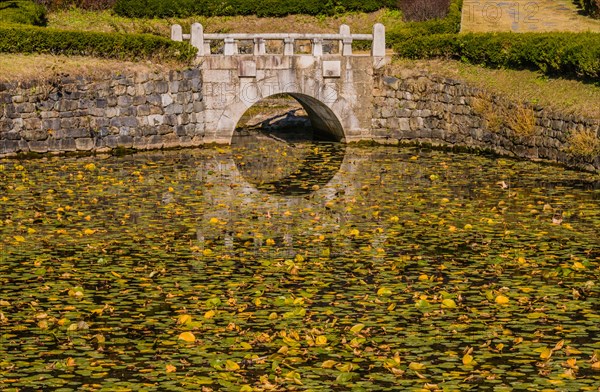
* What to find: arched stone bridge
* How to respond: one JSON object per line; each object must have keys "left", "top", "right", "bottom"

{"left": 171, "top": 23, "right": 386, "bottom": 143}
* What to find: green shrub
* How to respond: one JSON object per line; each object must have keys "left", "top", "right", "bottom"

{"left": 113, "top": 0, "right": 396, "bottom": 18}
{"left": 0, "top": 0, "right": 47, "bottom": 26}
{"left": 395, "top": 32, "right": 600, "bottom": 80}
{"left": 0, "top": 24, "right": 197, "bottom": 61}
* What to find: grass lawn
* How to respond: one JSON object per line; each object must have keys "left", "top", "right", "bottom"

{"left": 46, "top": 8, "right": 402, "bottom": 35}
{"left": 389, "top": 58, "right": 600, "bottom": 119}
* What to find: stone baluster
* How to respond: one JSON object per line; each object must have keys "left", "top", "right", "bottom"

{"left": 204, "top": 41, "right": 212, "bottom": 55}
{"left": 372, "top": 23, "right": 386, "bottom": 68}
{"left": 372, "top": 23, "right": 386, "bottom": 58}
{"left": 254, "top": 38, "right": 266, "bottom": 55}
{"left": 312, "top": 38, "right": 323, "bottom": 56}
{"left": 284, "top": 38, "right": 294, "bottom": 56}
{"left": 339, "top": 24, "right": 350, "bottom": 55}
{"left": 342, "top": 37, "right": 353, "bottom": 56}
{"left": 190, "top": 23, "right": 204, "bottom": 56}
{"left": 171, "top": 24, "right": 183, "bottom": 41}
{"left": 224, "top": 38, "right": 236, "bottom": 55}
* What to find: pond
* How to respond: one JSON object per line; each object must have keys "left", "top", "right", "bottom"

{"left": 1, "top": 136, "right": 599, "bottom": 391}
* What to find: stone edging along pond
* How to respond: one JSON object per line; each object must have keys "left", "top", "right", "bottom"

{"left": 372, "top": 73, "right": 600, "bottom": 173}
{"left": 0, "top": 67, "right": 599, "bottom": 172}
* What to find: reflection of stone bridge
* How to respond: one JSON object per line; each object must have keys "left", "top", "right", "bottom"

{"left": 193, "top": 145, "right": 373, "bottom": 254}
{"left": 171, "top": 23, "right": 386, "bottom": 143}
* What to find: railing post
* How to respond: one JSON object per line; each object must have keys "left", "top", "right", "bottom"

{"left": 224, "top": 38, "right": 236, "bottom": 55}
{"left": 171, "top": 24, "right": 183, "bottom": 41}
{"left": 312, "top": 38, "right": 323, "bottom": 56}
{"left": 203, "top": 41, "right": 211, "bottom": 55}
{"left": 254, "top": 38, "right": 266, "bottom": 55}
{"left": 191, "top": 23, "right": 204, "bottom": 56}
{"left": 372, "top": 23, "right": 386, "bottom": 58}
{"left": 284, "top": 38, "right": 294, "bottom": 56}
{"left": 339, "top": 24, "right": 350, "bottom": 55}
{"left": 342, "top": 38, "right": 353, "bottom": 56}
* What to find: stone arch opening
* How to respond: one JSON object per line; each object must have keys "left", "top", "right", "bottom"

{"left": 230, "top": 93, "right": 346, "bottom": 143}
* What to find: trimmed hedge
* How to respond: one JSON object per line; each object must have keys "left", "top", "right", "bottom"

{"left": 113, "top": 0, "right": 396, "bottom": 18}
{"left": 0, "top": 24, "right": 197, "bottom": 61}
{"left": 395, "top": 32, "right": 600, "bottom": 80}
{"left": 0, "top": 0, "right": 47, "bottom": 26}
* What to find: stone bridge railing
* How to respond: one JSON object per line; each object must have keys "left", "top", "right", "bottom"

{"left": 170, "top": 23, "right": 385, "bottom": 61}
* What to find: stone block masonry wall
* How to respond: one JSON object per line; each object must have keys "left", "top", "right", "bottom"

{"left": 0, "top": 68, "right": 204, "bottom": 157}
{"left": 2, "top": 65, "right": 599, "bottom": 172}
{"left": 372, "top": 74, "right": 600, "bottom": 172}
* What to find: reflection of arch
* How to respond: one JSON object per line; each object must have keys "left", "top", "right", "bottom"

{"left": 217, "top": 93, "right": 346, "bottom": 143}
{"left": 231, "top": 137, "right": 346, "bottom": 196}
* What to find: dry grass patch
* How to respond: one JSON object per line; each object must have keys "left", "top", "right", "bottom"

{"left": 0, "top": 54, "right": 182, "bottom": 83}
{"left": 506, "top": 104, "right": 536, "bottom": 137}
{"left": 565, "top": 128, "right": 600, "bottom": 161}
{"left": 47, "top": 9, "right": 402, "bottom": 35}
{"left": 389, "top": 59, "right": 600, "bottom": 119}
{"left": 470, "top": 91, "right": 537, "bottom": 137}
{"left": 471, "top": 93, "right": 503, "bottom": 132}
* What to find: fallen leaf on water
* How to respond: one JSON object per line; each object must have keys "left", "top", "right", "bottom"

{"left": 565, "top": 346, "right": 581, "bottom": 355}
{"left": 441, "top": 299, "right": 457, "bottom": 309}
{"left": 462, "top": 353, "right": 474, "bottom": 366}
{"left": 540, "top": 347, "right": 553, "bottom": 360}
{"left": 322, "top": 360, "right": 337, "bottom": 369}
{"left": 204, "top": 310, "right": 216, "bottom": 319}
{"left": 554, "top": 339, "right": 565, "bottom": 351}
{"left": 377, "top": 287, "right": 392, "bottom": 296}
{"left": 350, "top": 323, "right": 365, "bottom": 334}
{"left": 166, "top": 364, "right": 176, "bottom": 373}
{"left": 178, "top": 332, "right": 196, "bottom": 342}
{"left": 409, "top": 362, "right": 426, "bottom": 371}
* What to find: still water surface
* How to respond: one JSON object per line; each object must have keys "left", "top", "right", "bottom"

{"left": 1, "top": 137, "right": 599, "bottom": 390}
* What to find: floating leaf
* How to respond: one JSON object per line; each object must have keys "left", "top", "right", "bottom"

{"left": 409, "top": 362, "right": 426, "bottom": 372}
{"left": 336, "top": 372, "right": 355, "bottom": 383}
{"left": 350, "top": 323, "right": 365, "bottom": 334}
{"left": 178, "top": 332, "right": 196, "bottom": 343}
{"left": 322, "top": 360, "right": 337, "bottom": 369}
{"left": 166, "top": 364, "right": 177, "bottom": 373}
{"left": 225, "top": 360, "right": 240, "bottom": 371}
{"left": 462, "top": 354, "right": 474, "bottom": 366}
{"left": 495, "top": 295, "right": 509, "bottom": 305}
{"left": 441, "top": 299, "right": 457, "bottom": 309}
{"left": 377, "top": 287, "right": 392, "bottom": 296}
{"left": 554, "top": 340, "right": 565, "bottom": 351}
{"left": 540, "top": 347, "right": 553, "bottom": 360}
